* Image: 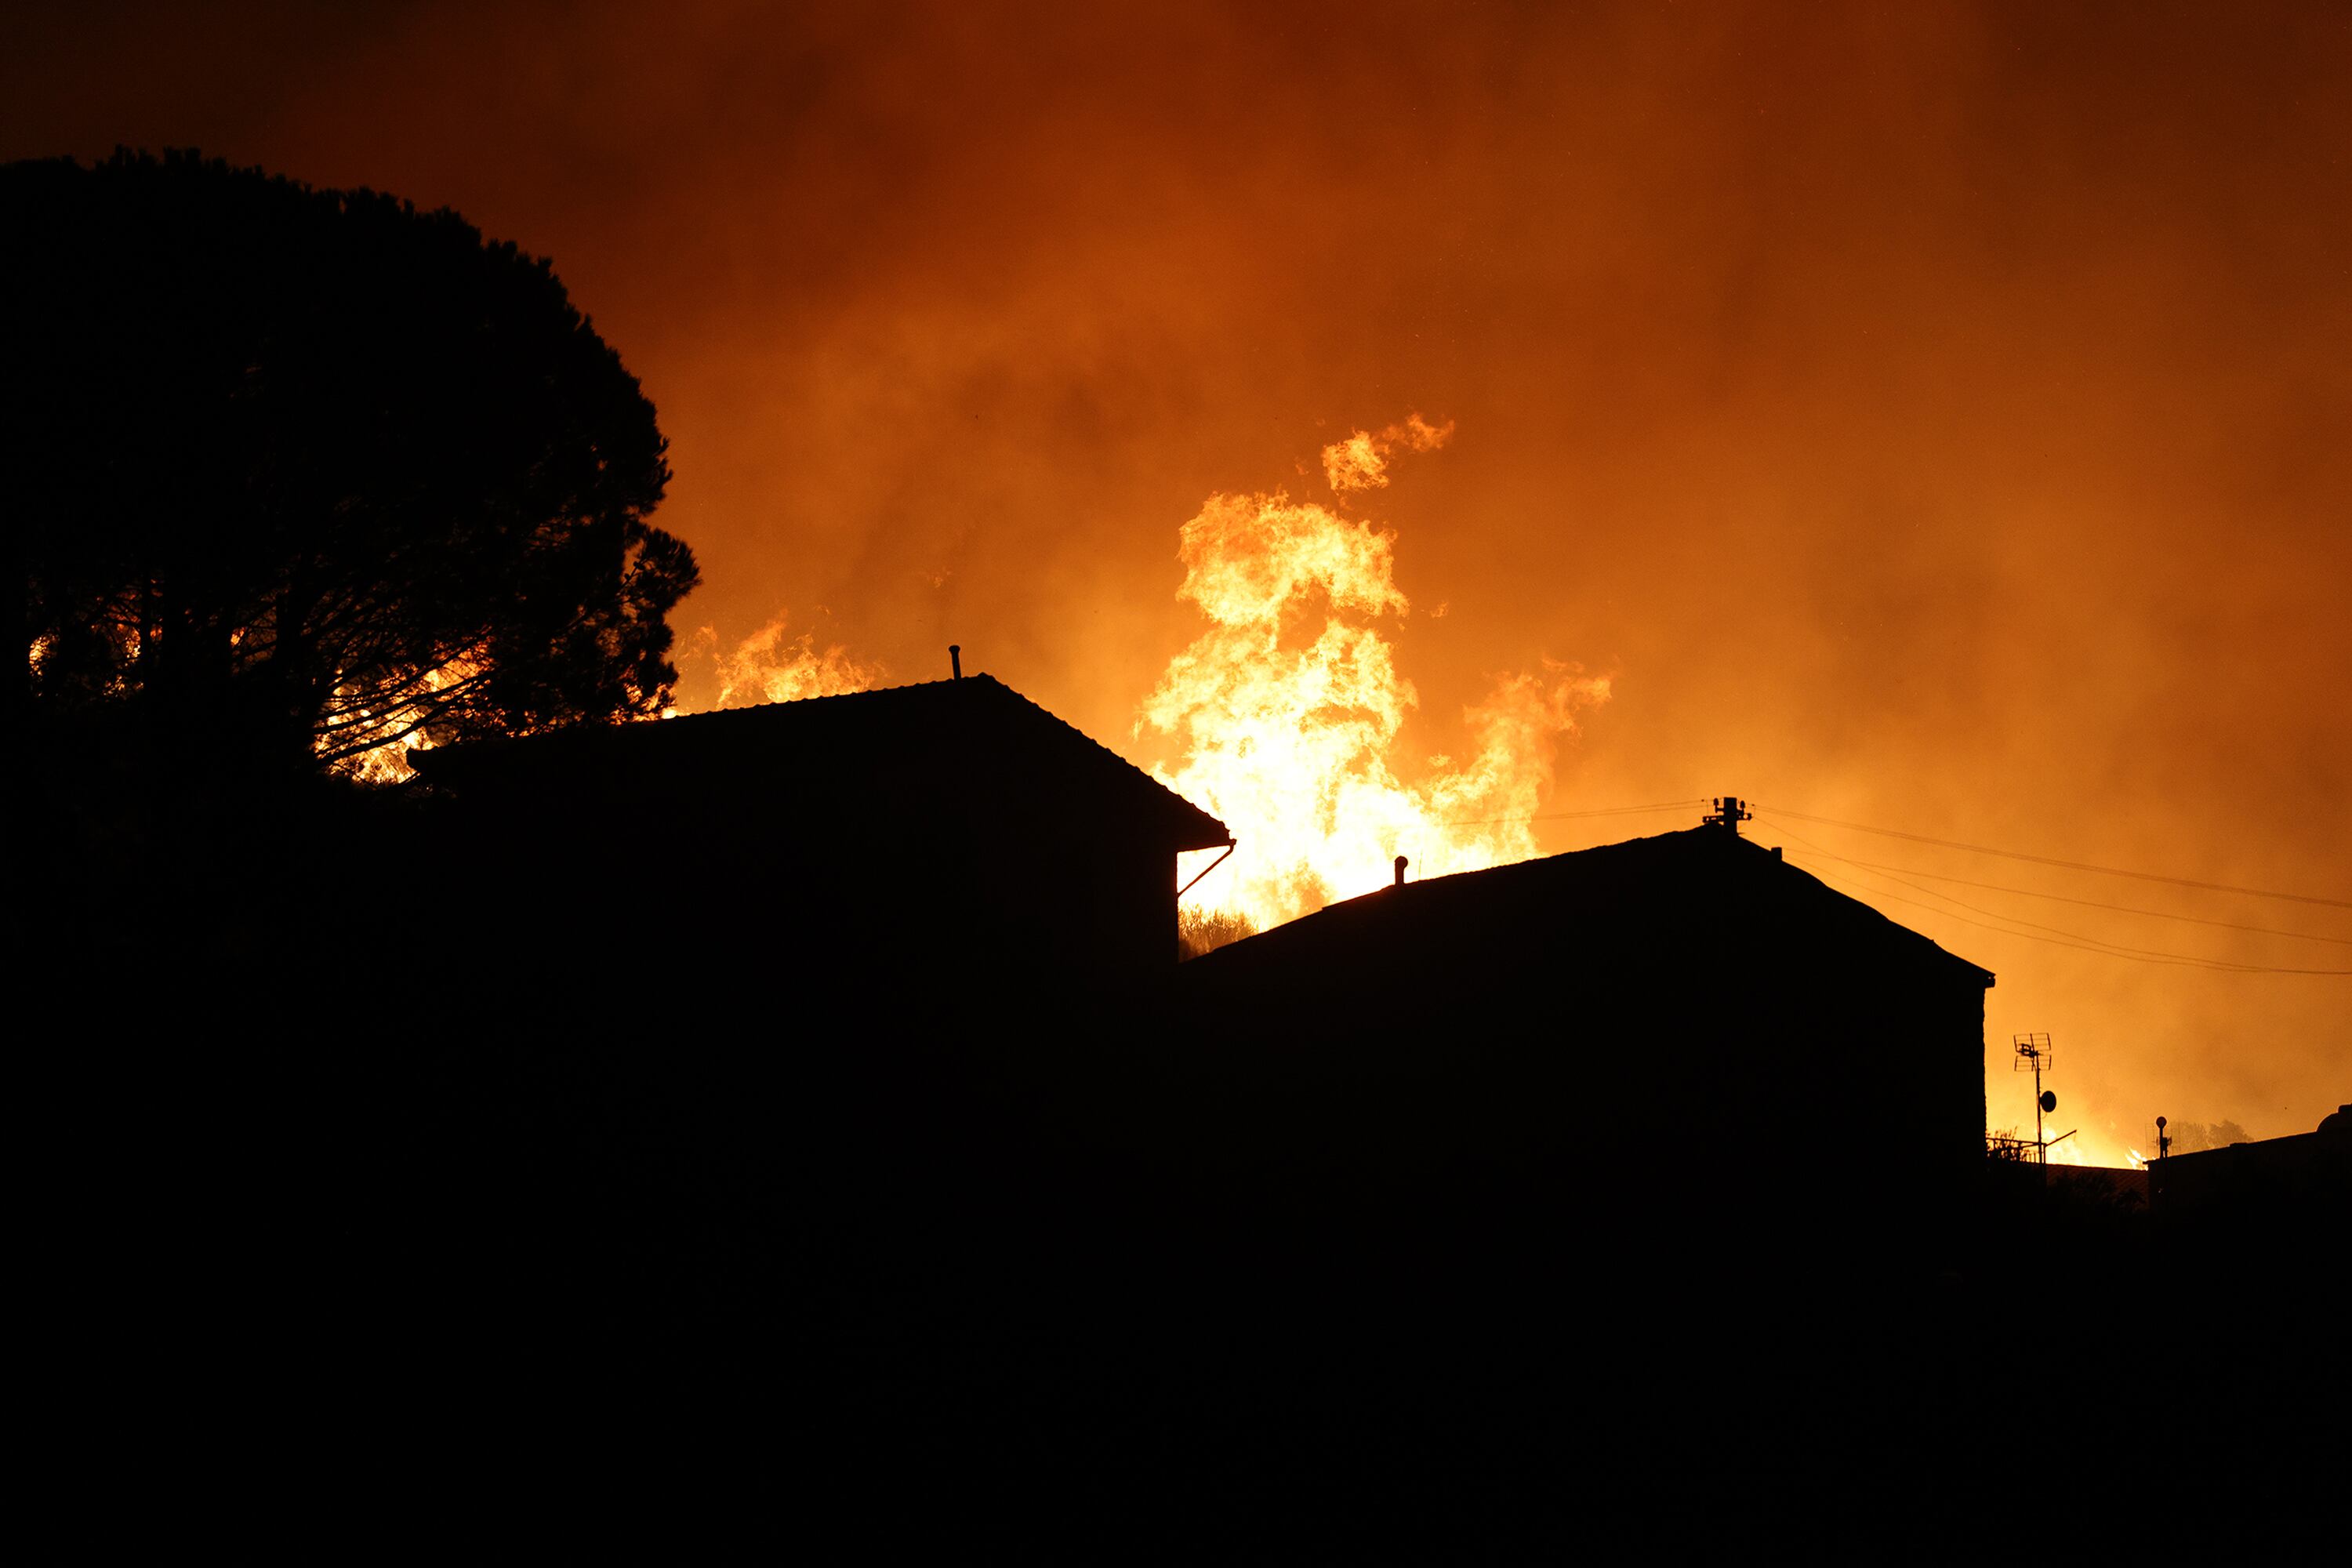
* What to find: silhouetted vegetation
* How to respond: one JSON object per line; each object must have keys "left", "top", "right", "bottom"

{"left": 2162, "top": 1117, "right": 2252, "bottom": 1152}
{"left": 9, "top": 148, "right": 696, "bottom": 777}
{"left": 1177, "top": 902, "right": 1256, "bottom": 960}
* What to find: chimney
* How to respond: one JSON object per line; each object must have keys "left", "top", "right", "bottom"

{"left": 1394, "top": 855, "right": 1408, "bottom": 887}
{"left": 949, "top": 644, "right": 963, "bottom": 681}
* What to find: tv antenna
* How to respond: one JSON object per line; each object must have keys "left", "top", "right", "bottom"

{"left": 2013, "top": 1033, "right": 2056, "bottom": 1174}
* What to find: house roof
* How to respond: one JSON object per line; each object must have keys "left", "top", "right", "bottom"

{"left": 408, "top": 673, "right": 1232, "bottom": 853}
{"left": 1189, "top": 826, "right": 1995, "bottom": 986}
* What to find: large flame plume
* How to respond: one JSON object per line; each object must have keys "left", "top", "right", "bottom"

{"left": 1145, "top": 419, "right": 1607, "bottom": 934}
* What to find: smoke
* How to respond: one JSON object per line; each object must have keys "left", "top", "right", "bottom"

{"left": 2162, "top": 1120, "right": 2253, "bottom": 1155}
{"left": 8, "top": 0, "right": 2347, "bottom": 1139}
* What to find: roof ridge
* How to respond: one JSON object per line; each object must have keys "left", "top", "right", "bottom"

{"left": 412, "top": 670, "right": 1229, "bottom": 844}
{"left": 1292, "top": 828, "right": 1991, "bottom": 978}
{"left": 975, "top": 677, "right": 1229, "bottom": 840}
{"left": 653, "top": 673, "right": 967, "bottom": 723}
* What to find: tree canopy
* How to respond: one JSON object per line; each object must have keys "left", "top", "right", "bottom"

{"left": 9, "top": 148, "right": 698, "bottom": 777}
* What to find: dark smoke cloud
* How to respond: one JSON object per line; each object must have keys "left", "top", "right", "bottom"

{"left": 9, "top": 1, "right": 2346, "bottom": 1145}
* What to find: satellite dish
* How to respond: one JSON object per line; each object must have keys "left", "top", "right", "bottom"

{"left": 2039, "top": 1091, "right": 2057, "bottom": 1114}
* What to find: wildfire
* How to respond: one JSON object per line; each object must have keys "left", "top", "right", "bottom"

{"left": 1322, "top": 413, "right": 1455, "bottom": 494}
{"left": 329, "top": 411, "right": 1612, "bottom": 945}
{"left": 2057, "top": 1126, "right": 2154, "bottom": 1171}
{"left": 326, "top": 610, "right": 880, "bottom": 780}
{"left": 706, "top": 614, "right": 884, "bottom": 709}
{"left": 326, "top": 655, "right": 483, "bottom": 785}
{"left": 339, "top": 735, "right": 429, "bottom": 786}
{"left": 2002, "top": 1104, "right": 2151, "bottom": 1171}
{"left": 1143, "top": 417, "right": 1608, "bottom": 933}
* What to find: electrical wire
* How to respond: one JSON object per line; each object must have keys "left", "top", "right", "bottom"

{"left": 1424, "top": 794, "right": 2347, "bottom": 968}
{"left": 1761, "top": 816, "right": 2210, "bottom": 964}
{"left": 1751, "top": 803, "right": 2351, "bottom": 909}
{"left": 1787, "top": 856, "right": 2339, "bottom": 973}
{"left": 1805, "top": 853, "right": 2340, "bottom": 971}
{"left": 1762, "top": 824, "right": 2352, "bottom": 975}
{"left": 1760, "top": 840, "right": 2352, "bottom": 947}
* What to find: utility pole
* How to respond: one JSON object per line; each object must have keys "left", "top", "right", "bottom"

{"left": 1704, "top": 796, "right": 1751, "bottom": 835}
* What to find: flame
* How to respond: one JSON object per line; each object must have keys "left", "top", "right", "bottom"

{"left": 2043, "top": 1136, "right": 2093, "bottom": 1167}
{"left": 2003, "top": 1095, "right": 2152, "bottom": 1171}
{"left": 706, "top": 614, "right": 883, "bottom": 708}
{"left": 1321, "top": 413, "right": 1454, "bottom": 494}
{"left": 327, "top": 612, "right": 879, "bottom": 782}
{"left": 2066, "top": 1125, "right": 2153, "bottom": 1171}
{"left": 1144, "top": 419, "right": 1607, "bottom": 932}
{"left": 326, "top": 655, "right": 481, "bottom": 785}
{"left": 340, "top": 735, "right": 427, "bottom": 786}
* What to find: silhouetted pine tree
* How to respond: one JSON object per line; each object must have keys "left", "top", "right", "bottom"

{"left": 9, "top": 148, "right": 698, "bottom": 776}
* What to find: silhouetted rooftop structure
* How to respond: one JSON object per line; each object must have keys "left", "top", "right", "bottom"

{"left": 1190, "top": 825, "right": 1992, "bottom": 993}
{"left": 411, "top": 672, "right": 1229, "bottom": 991}
{"left": 1174, "top": 825, "right": 1997, "bottom": 1239}
{"left": 2148, "top": 1103, "right": 2349, "bottom": 1229}
{"left": 413, "top": 673, "right": 1225, "bottom": 846}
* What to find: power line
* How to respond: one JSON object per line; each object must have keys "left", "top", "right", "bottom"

{"left": 1769, "top": 834, "right": 2352, "bottom": 975}
{"left": 1759, "top": 837, "right": 2352, "bottom": 947}
{"left": 1807, "top": 851, "right": 2328, "bottom": 971}
{"left": 1754, "top": 802, "right": 2351, "bottom": 909}
{"left": 1760, "top": 818, "right": 2227, "bottom": 966}
{"left": 1788, "top": 855, "right": 2348, "bottom": 974}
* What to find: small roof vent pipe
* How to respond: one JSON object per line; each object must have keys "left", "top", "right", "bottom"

{"left": 949, "top": 644, "right": 963, "bottom": 681}
{"left": 1394, "top": 855, "right": 1408, "bottom": 887}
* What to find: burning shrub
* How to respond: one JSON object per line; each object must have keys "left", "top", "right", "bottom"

{"left": 1178, "top": 905, "right": 1258, "bottom": 962}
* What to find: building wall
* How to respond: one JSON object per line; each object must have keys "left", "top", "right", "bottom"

{"left": 1164, "top": 855, "right": 1992, "bottom": 1250}
{"left": 432, "top": 778, "right": 1186, "bottom": 1015}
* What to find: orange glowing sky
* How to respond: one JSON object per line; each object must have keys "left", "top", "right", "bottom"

{"left": 12, "top": 2, "right": 2347, "bottom": 1153}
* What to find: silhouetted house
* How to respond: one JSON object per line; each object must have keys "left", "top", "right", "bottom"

{"left": 2147, "top": 1105, "right": 2350, "bottom": 1234}
{"left": 1174, "top": 825, "right": 1994, "bottom": 1243}
{"left": 409, "top": 673, "right": 1229, "bottom": 1003}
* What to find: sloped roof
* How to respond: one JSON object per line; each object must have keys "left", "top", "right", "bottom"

{"left": 1190, "top": 826, "right": 1994, "bottom": 986}
{"left": 410, "top": 673, "right": 1230, "bottom": 853}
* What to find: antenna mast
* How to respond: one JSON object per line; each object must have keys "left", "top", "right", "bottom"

{"left": 2013, "top": 1033, "right": 2056, "bottom": 1181}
